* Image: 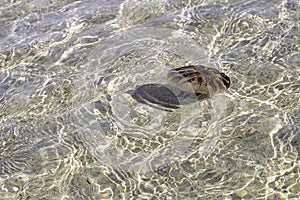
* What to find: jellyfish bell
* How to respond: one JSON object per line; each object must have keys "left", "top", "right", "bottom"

{"left": 128, "top": 65, "right": 230, "bottom": 109}
{"left": 167, "top": 65, "right": 230, "bottom": 97}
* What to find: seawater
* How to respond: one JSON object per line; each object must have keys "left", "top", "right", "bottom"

{"left": 0, "top": 0, "right": 299, "bottom": 199}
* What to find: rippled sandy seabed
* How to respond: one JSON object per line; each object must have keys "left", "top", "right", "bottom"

{"left": 0, "top": 0, "right": 299, "bottom": 199}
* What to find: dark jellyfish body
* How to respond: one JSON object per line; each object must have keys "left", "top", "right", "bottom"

{"left": 129, "top": 84, "right": 181, "bottom": 109}
{"left": 128, "top": 66, "right": 230, "bottom": 110}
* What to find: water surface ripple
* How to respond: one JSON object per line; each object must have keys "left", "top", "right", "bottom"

{"left": 0, "top": 0, "right": 299, "bottom": 199}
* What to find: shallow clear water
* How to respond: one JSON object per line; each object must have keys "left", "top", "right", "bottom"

{"left": 0, "top": 0, "right": 299, "bottom": 199}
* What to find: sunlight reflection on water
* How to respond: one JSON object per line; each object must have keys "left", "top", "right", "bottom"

{"left": 0, "top": 0, "right": 299, "bottom": 199}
